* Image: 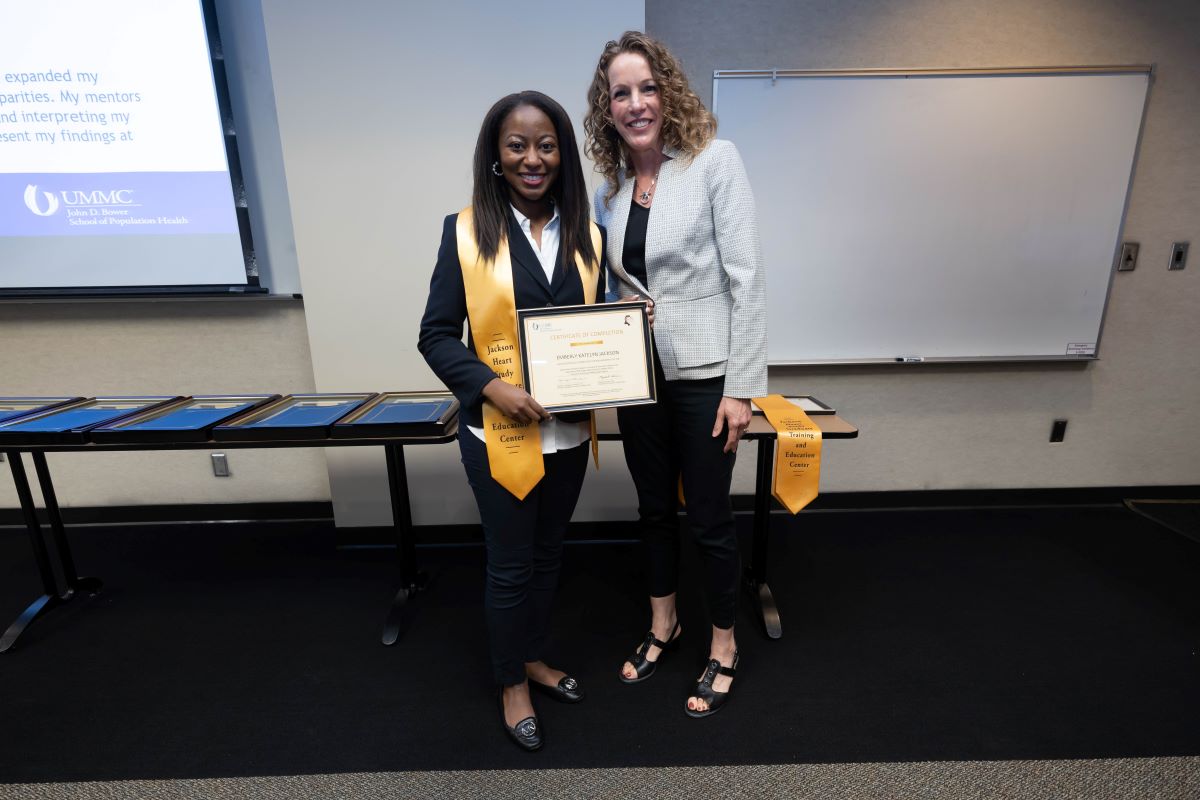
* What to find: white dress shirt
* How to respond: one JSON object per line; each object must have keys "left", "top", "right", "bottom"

{"left": 467, "top": 205, "right": 591, "bottom": 453}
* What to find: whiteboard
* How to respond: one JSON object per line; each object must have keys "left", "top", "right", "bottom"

{"left": 712, "top": 68, "right": 1151, "bottom": 363}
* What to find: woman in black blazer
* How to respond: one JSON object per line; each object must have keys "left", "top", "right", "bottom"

{"left": 418, "top": 91, "right": 605, "bottom": 752}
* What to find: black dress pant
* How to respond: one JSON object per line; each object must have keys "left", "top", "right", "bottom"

{"left": 459, "top": 429, "right": 589, "bottom": 686}
{"left": 617, "top": 354, "right": 740, "bottom": 629}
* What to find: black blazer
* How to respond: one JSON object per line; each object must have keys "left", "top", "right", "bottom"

{"left": 418, "top": 212, "right": 607, "bottom": 428}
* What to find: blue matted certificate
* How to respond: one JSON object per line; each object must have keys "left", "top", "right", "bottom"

{"left": 213, "top": 394, "right": 375, "bottom": 442}
{"left": 331, "top": 392, "right": 459, "bottom": 438}
{"left": 89, "top": 396, "right": 279, "bottom": 443}
{"left": 0, "top": 397, "right": 179, "bottom": 445}
{"left": 356, "top": 401, "right": 452, "bottom": 425}
{"left": 0, "top": 397, "right": 80, "bottom": 426}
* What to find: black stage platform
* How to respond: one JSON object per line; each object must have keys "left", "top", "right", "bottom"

{"left": 1, "top": 504, "right": 1199, "bottom": 782}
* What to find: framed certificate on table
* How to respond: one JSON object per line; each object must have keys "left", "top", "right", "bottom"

{"left": 0, "top": 397, "right": 82, "bottom": 426}
{"left": 0, "top": 397, "right": 180, "bottom": 445}
{"left": 332, "top": 392, "right": 459, "bottom": 438}
{"left": 751, "top": 396, "right": 835, "bottom": 416}
{"left": 516, "top": 301, "right": 656, "bottom": 413}
{"left": 212, "top": 393, "right": 376, "bottom": 442}
{"left": 89, "top": 395, "right": 280, "bottom": 443}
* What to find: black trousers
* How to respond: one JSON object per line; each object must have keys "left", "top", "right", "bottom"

{"left": 617, "top": 355, "right": 740, "bottom": 629}
{"left": 459, "top": 430, "right": 589, "bottom": 686}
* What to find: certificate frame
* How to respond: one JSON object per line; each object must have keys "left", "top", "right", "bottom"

{"left": 0, "top": 397, "right": 181, "bottom": 445}
{"left": 89, "top": 395, "right": 280, "bottom": 444}
{"left": 331, "top": 391, "right": 460, "bottom": 439}
{"left": 751, "top": 395, "right": 835, "bottom": 416}
{"left": 516, "top": 301, "right": 656, "bottom": 413}
{"left": 212, "top": 393, "right": 376, "bottom": 442}
{"left": 0, "top": 397, "right": 82, "bottom": 426}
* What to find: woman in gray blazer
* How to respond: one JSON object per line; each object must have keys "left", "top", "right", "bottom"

{"left": 585, "top": 31, "right": 767, "bottom": 717}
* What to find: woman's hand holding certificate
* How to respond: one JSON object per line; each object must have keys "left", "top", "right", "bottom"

{"left": 482, "top": 378, "right": 550, "bottom": 425}
{"left": 624, "top": 294, "right": 655, "bottom": 327}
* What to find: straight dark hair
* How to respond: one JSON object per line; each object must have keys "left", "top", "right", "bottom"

{"left": 471, "top": 91, "right": 597, "bottom": 268}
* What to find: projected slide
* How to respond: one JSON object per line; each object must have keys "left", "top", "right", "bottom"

{"left": 0, "top": 0, "right": 248, "bottom": 290}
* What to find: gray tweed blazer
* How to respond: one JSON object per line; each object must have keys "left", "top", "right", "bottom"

{"left": 593, "top": 139, "right": 767, "bottom": 398}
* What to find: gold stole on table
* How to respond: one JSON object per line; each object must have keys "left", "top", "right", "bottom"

{"left": 456, "top": 207, "right": 602, "bottom": 500}
{"left": 752, "top": 394, "right": 823, "bottom": 513}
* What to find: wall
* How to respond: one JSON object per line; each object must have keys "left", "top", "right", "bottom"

{"left": 647, "top": 0, "right": 1200, "bottom": 492}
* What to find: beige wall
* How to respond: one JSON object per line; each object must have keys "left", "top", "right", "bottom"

{"left": 649, "top": 0, "right": 1200, "bottom": 492}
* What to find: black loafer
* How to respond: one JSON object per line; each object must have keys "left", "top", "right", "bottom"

{"left": 530, "top": 675, "right": 585, "bottom": 703}
{"left": 499, "top": 691, "right": 543, "bottom": 752}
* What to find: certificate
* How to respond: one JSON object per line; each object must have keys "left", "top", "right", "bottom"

{"left": 517, "top": 301, "right": 656, "bottom": 413}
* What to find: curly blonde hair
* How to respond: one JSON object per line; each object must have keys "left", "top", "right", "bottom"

{"left": 584, "top": 31, "right": 716, "bottom": 208}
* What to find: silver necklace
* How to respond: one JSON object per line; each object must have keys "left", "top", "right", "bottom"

{"left": 637, "top": 161, "right": 661, "bottom": 205}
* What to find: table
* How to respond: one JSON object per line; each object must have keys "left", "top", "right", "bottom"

{"left": 3, "top": 402, "right": 855, "bottom": 651}
{"left": 1, "top": 426, "right": 457, "bottom": 653}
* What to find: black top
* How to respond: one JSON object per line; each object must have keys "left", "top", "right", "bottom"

{"left": 622, "top": 197, "right": 650, "bottom": 289}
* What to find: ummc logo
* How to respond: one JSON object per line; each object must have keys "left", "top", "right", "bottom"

{"left": 24, "top": 184, "right": 59, "bottom": 216}
{"left": 61, "top": 189, "right": 135, "bottom": 205}
{"left": 23, "top": 185, "right": 136, "bottom": 216}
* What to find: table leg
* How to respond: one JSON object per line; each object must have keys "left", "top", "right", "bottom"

{"left": 746, "top": 438, "right": 782, "bottom": 639}
{"left": 1, "top": 451, "right": 65, "bottom": 653}
{"left": 381, "top": 443, "right": 426, "bottom": 646}
{"left": 31, "top": 451, "right": 102, "bottom": 598}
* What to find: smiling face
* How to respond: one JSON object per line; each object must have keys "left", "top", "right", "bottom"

{"left": 497, "top": 103, "right": 560, "bottom": 216}
{"left": 607, "top": 52, "right": 662, "bottom": 155}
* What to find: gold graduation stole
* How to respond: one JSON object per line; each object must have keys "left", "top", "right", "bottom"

{"left": 456, "top": 207, "right": 602, "bottom": 499}
{"left": 753, "top": 394, "right": 823, "bottom": 513}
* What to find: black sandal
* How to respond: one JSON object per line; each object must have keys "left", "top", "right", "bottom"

{"left": 619, "top": 621, "right": 681, "bottom": 684}
{"left": 685, "top": 650, "right": 738, "bottom": 718}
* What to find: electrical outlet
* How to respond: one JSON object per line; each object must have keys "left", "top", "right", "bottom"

{"left": 211, "top": 453, "right": 230, "bottom": 477}
{"left": 1050, "top": 419, "right": 1068, "bottom": 443}
{"left": 1169, "top": 241, "right": 1188, "bottom": 271}
{"left": 1117, "top": 241, "right": 1139, "bottom": 271}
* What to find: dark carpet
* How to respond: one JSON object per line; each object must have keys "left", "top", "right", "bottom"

{"left": 1, "top": 505, "right": 1199, "bottom": 783}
